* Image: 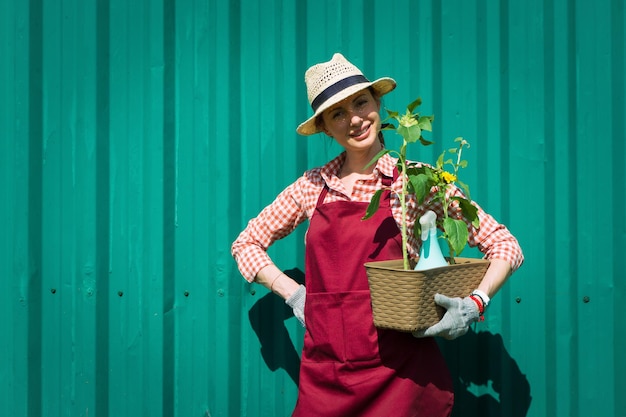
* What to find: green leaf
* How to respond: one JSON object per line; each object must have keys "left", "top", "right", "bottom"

{"left": 436, "top": 152, "right": 445, "bottom": 169}
{"left": 397, "top": 124, "right": 422, "bottom": 144}
{"left": 454, "top": 197, "right": 480, "bottom": 229}
{"left": 409, "top": 173, "right": 431, "bottom": 204}
{"left": 417, "top": 116, "right": 433, "bottom": 132}
{"left": 456, "top": 180, "right": 471, "bottom": 199}
{"left": 364, "top": 148, "right": 391, "bottom": 170}
{"left": 405, "top": 165, "right": 420, "bottom": 177}
{"left": 459, "top": 160, "right": 468, "bottom": 168}
{"left": 421, "top": 165, "right": 436, "bottom": 180}
{"left": 419, "top": 136, "right": 434, "bottom": 146}
{"left": 443, "top": 217, "right": 469, "bottom": 256}
{"left": 362, "top": 189, "right": 384, "bottom": 220}
{"left": 407, "top": 97, "right": 422, "bottom": 113}
{"left": 386, "top": 109, "right": 399, "bottom": 119}
{"left": 414, "top": 220, "right": 422, "bottom": 243}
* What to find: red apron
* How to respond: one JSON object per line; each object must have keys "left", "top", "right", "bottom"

{"left": 292, "top": 172, "right": 454, "bottom": 417}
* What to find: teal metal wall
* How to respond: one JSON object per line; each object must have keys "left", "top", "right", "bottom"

{"left": 2, "top": 0, "right": 624, "bottom": 416}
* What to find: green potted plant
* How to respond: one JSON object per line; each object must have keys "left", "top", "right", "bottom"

{"left": 362, "top": 98, "right": 490, "bottom": 332}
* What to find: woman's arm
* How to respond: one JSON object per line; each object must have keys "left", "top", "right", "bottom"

{"left": 231, "top": 180, "right": 309, "bottom": 282}
{"left": 255, "top": 264, "right": 301, "bottom": 300}
{"left": 477, "top": 258, "right": 512, "bottom": 298}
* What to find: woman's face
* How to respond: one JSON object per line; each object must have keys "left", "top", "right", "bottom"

{"left": 320, "top": 89, "right": 381, "bottom": 152}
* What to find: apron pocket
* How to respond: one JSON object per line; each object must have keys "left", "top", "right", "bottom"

{"left": 341, "top": 290, "right": 379, "bottom": 362}
{"left": 304, "top": 292, "right": 344, "bottom": 362}
{"left": 303, "top": 291, "right": 379, "bottom": 363}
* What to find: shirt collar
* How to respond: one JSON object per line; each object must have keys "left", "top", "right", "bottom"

{"left": 320, "top": 150, "right": 397, "bottom": 185}
{"left": 375, "top": 152, "right": 396, "bottom": 178}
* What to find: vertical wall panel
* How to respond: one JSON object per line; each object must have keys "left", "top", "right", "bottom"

{"left": 611, "top": 1, "right": 626, "bottom": 416}
{"left": 2, "top": 0, "right": 21, "bottom": 415}
{"left": 2, "top": 0, "right": 625, "bottom": 416}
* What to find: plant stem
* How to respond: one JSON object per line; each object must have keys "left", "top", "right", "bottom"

{"left": 400, "top": 164, "right": 409, "bottom": 270}
{"left": 448, "top": 244, "right": 456, "bottom": 264}
{"left": 399, "top": 143, "right": 410, "bottom": 270}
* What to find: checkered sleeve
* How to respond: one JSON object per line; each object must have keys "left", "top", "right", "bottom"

{"left": 442, "top": 186, "right": 524, "bottom": 271}
{"left": 231, "top": 178, "right": 311, "bottom": 282}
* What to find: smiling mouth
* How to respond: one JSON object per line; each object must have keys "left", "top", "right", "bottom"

{"left": 350, "top": 124, "right": 370, "bottom": 138}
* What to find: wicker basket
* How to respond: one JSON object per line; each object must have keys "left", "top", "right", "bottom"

{"left": 364, "top": 258, "right": 490, "bottom": 332}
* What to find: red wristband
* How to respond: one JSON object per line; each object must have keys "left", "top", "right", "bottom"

{"left": 469, "top": 295, "right": 485, "bottom": 316}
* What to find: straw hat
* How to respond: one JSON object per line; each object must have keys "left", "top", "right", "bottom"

{"left": 296, "top": 53, "right": 396, "bottom": 135}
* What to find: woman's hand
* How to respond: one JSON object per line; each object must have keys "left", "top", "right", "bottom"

{"left": 412, "top": 294, "right": 479, "bottom": 339}
{"left": 286, "top": 285, "right": 306, "bottom": 327}
{"left": 255, "top": 264, "right": 301, "bottom": 299}
{"left": 255, "top": 264, "right": 305, "bottom": 326}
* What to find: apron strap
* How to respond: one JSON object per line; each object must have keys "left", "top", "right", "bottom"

{"left": 316, "top": 185, "right": 330, "bottom": 208}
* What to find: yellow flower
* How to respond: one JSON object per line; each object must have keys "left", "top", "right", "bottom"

{"left": 441, "top": 171, "right": 457, "bottom": 184}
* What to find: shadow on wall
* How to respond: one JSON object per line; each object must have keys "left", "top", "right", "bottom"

{"left": 438, "top": 330, "right": 532, "bottom": 417}
{"left": 248, "top": 268, "right": 305, "bottom": 386}
{"left": 248, "top": 269, "right": 531, "bottom": 417}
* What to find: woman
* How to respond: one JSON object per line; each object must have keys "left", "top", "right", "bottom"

{"left": 231, "top": 53, "right": 523, "bottom": 417}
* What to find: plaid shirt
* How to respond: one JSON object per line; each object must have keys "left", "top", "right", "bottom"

{"left": 232, "top": 152, "right": 524, "bottom": 282}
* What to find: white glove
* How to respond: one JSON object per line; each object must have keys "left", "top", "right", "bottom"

{"left": 285, "top": 285, "right": 306, "bottom": 327}
{"left": 413, "top": 293, "right": 479, "bottom": 340}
